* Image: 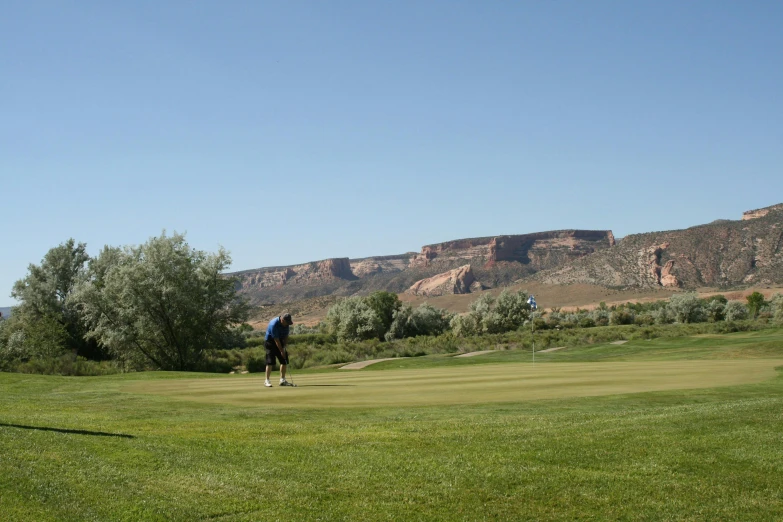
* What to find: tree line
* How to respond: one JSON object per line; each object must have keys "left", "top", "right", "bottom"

{"left": 3, "top": 234, "right": 782, "bottom": 375}
{"left": 313, "top": 288, "right": 782, "bottom": 342}
{"left": 0, "top": 233, "right": 249, "bottom": 372}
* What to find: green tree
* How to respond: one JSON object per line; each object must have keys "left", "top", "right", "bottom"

{"left": 770, "top": 293, "right": 783, "bottom": 323}
{"left": 73, "top": 232, "right": 250, "bottom": 371}
{"left": 0, "top": 311, "right": 69, "bottom": 369}
{"left": 746, "top": 292, "right": 766, "bottom": 319}
{"left": 704, "top": 300, "right": 726, "bottom": 322}
{"left": 451, "top": 290, "right": 532, "bottom": 337}
{"left": 724, "top": 301, "right": 748, "bottom": 322}
{"left": 667, "top": 293, "right": 705, "bottom": 324}
{"left": 469, "top": 293, "right": 502, "bottom": 335}
{"left": 10, "top": 239, "right": 95, "bottom": 358}
{"left": 450, "top": 311, "right": 481, "bottom": 337}
{"left": 610, "top": 309, "right": 635, "bottom": 325}
{"left": 494, "top": 290, "right": 532, "bottom": 331}
{"left": 385, "top": 303, "right": 453, "bottom": 340}
{"left": 706, "top": 294, "right": 728, "bottom": 305}
{"left": 325, "top": 296, "right": 383, "bottom": 342}
{"left": 365, "top": 291, "right": 402, "bottom": 337}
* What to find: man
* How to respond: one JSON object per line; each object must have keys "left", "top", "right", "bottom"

{"left": 264, "top": 313, "right": 294, "bottom": 387}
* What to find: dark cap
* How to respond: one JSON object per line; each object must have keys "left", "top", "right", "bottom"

{"left": 281, "top": 313, "right": 293, "bottom": 325}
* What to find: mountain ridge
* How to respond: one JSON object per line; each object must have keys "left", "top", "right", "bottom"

{"left": 231, "top": 203, "right": 783, "bottom": 306}
{"left": 231, "top": 229, "right": 614, "bottom": 304}
{"left": 533, "top": 204, "right": 783, "bottom": 289}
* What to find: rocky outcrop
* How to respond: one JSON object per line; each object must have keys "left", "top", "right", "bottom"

{"left": 350, "top": 254, "right": 413, "bottom": 278}
{"left": 742, "top": 204, "right": 783, "bottom": 221}
{"left": 647, "top": 243, "right": 680, "bottom": 287}
{"left": 407, "top": 265, "right": 484, "bottom": 297}
{"left": 660, "top": 260, "right": 679, "bottom": 287}
{"left": 535, "top": 205, "right": 783, "bottom": 289}
{"left": 646, "top": 244, "right": 666, "bottom": 284}
{"left": 234, "top": 257, "right": 356, "bottom": 291}
{"left": 410, "top": 230, "right": 615, "bottom": 269}
{"left": 229, "top": 204, "right": 783, "bottom": 304}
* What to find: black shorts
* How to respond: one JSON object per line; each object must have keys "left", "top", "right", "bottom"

{"left": 264, "top": 340, "right": 289, "bottom": 366}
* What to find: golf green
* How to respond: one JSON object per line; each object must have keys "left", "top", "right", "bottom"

{"left": 125, "top": 359, "right": 783, "bottom": 408}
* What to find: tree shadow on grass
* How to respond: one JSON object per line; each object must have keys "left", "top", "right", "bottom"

{"left": 0, "top": 422, "right": 134, "bottom": 439}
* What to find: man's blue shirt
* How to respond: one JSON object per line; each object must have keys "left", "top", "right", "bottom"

{"left": 265, "top": 316, "right": 290, "bottom": 341}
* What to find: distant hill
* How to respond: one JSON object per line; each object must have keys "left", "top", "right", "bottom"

{"left": 0, "top": 307, "right": 12, "bottom": 319}
{"left": 534, "top": 203, "right": 783, "bottom": 289}
{"left": 230, "top": 230, "right": 615, "bottom": 305}
{"left": 230, "top": 203, "right": 783, "bottom": 308}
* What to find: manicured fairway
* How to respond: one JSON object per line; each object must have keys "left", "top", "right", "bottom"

{"left": 127, "top": 359, "right": 783, "bottom": 408}
{"left": 2, "top": 330, "right": 783, "bottom": 521}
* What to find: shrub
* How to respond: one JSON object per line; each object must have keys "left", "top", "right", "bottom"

{"left": 704, "top": 300, "right": 726, "bottom": 322}
{"left": 451, "top": 290, "right": 532, "bottom": 337}
{"left": 196, "top": 357, "right": 234, "bottom": 373}
{"left": 493, "top": 290, "right": 532, "bottom": 331}
{"left": 610, "top": 309, "right": 635, "bottom": 325}
{"left": 245, "top": 337, "right": 266, "bottom": 347}
{"left": 634, "top": 314, "right": 654, "bottom": 326}
{"left": 14, "top": 355, "right": 121, "bottom": 376}
{"left": 246, "top": 355, "right": 266, "bottom": 373}
{"left": 746, "top": 291, "right": 766, "bottom": 319}
{"left": 386, "top": 304, "right": 453, "bottom": 341}
{"left": 667, "top": 293, "right": 705, "bottom": 324}
{"left": 653, "top": 308, "right": 674, "bottom": 325}
{"left": 724, "top": 301, "right": 748, "bottom": 321}
{"left": 579, "top": 317, "right": 596, "bottom": 328}
{"left": 770, "top": 293, "right": 783, "bottom": 323}
{"left": 365, "top": 291, "right": 402, "bottom": 335}
{"left": 325, "top": 297, "right": 384, "bottom": 342}
{"left": 289, "top": 333, "right": 338, "bottom": 346}
{"left": 291, "top": 323, "right": 322, "bottom": 335}
{"left": 450, "top": 312, "right": 481, "bottom": 337}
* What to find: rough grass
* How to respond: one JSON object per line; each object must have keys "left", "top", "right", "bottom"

{"left": 1, "top": 330, "right": 783, "bottom": 520}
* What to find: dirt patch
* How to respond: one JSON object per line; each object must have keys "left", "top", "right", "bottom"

{"left": 538, "top": 346, "right": 566, "bottom": 353}
{"left": 455, "top": 350, "right": 497, "bottom": 358}
{"left": 339, "top": 358, "right": 409, "bottom": 370}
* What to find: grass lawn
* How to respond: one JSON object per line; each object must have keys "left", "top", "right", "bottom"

{"left": 1, "top": 329, "right": 783, "bottom": 520}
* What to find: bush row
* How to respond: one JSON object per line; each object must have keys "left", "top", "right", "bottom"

{"left": 197, "top": 319, "right": 771, "bottom": 373}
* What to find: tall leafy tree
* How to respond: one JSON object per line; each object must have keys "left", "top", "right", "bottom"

{"left": 73, "top": 232, "right": 250, "bottom": 370}
{"left": 365, "top": 291, "right": 402, "bottom": 337}
{"left": 10, "top": 239, "right": 94, "bottom": 358}
{"left": 746, "top": 292, "right": 766, "bottom": 319}
{"left": 325, "top": 296, "right": 383, "bottom": 342}
{"left": 667, "top": 293, "right": 706, "bottom": 324}
{"left": 385, "top": 303, "right": 453, "bottom": 340}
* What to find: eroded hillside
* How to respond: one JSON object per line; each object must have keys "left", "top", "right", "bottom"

{"left": 534, "top": 204, "right": 783, "bottom": 289}
{"left": 232, "top": 230, "right": 614, "bottom": 304}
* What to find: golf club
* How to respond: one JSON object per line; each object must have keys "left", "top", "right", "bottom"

{"left": 284, "top": 350, "right": 297, "bottom": 387}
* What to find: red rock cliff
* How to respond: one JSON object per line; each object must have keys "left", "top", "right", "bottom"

{"left": 234, "top": 257, "right": 356, "bottom": 290}
{"left": 407, "top": 265, "right": 484, "bottom": 296}
{"left": 410, "top": 230, "right": 614, "bottom": 269}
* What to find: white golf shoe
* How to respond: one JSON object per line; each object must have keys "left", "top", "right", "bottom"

{"left": 264, "top": 380, "right": 272, "bottom": 387}
{"left": 279, "top": 378, "right": 290, "bottom": 386}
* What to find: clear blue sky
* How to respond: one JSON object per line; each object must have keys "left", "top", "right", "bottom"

{"left": 2, "top": 1, "right": 782, "bottom": 305}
